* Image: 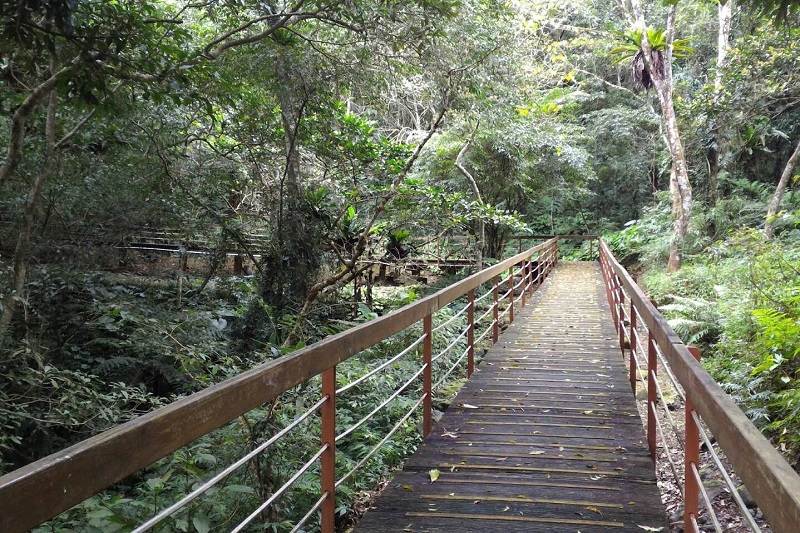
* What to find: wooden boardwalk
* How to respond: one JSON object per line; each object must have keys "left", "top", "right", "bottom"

{"left": 354, "top": 262, "right": 668, "bottom": 532}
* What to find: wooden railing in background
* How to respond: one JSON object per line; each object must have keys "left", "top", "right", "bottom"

{"left": 0, "top": 239, "right": 558, "bottom": 533}
{"left": 599, "top": 238, "right": 800, "bottom": 533}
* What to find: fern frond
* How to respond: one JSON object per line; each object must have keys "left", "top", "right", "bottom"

{"left": 94, "top": 356, "right": 139, "bottom": 376}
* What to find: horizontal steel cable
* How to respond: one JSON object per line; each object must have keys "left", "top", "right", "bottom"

{"left": 432, "top": 328, "right": 468, "bottom": 363}
{"left": 691, "top": 410, "right": 762, "bottom": 532}
{"left": 289, "top": 493, "right": 327, "bottom": 533}
{"left": 337, "top": 334, "right": 426, "bottom": 395}
{"left": 131, "top": 396, "right": 327, "bottom": 533}
{"left": 336, "top": 365, "right": 426, "bottom": 443}
{"left": 649, "top": 400, "right": 683, "bottom": 494}
{"left": 691, "top": 462, "right": 724, "bottom": 533}
{"left": 475, "top": 320, "right": 495, "bottom": 344}
{"left": 231, "top": 445, "right": 329, "bottom": 533}
{"left": 432, "top": 301, "right": 471, "bottom": 335}
{"left": 433, "top": 346, "right": 470, "bottom": 391}
{"left": 336, "top": 395, "right": 425, "bottom": 488}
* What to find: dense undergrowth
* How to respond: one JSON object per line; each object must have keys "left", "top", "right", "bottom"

{"left": 606, "top": 189, "right": 800, "bottom": 469}
{"left": 0, "top": 254, "right": 484, "bottom": 532}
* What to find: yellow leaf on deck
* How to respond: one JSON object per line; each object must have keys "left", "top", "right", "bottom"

{"left": 429, "top": 469, "right": 440, "bottom": 482}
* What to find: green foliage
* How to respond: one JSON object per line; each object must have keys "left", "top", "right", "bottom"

{"left": 659, "top": 295, "right": 725, "bottom": 347}
{"left": 0, "top": 264, "right": 260, "bottom": 472}
{"left": 6, "top": 0, "right": 800, "bottom": 527}
{"left": 610, "top": 28, "right": 694, "bottom": 60}
{"left": 626, "top": 224, "right": 800, "bottom": 465}
{"left": 32, "top": 285, "right": 475, "bottom": 532}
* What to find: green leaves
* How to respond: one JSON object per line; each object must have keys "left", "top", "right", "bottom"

{"left": 192, "top": 514, "right": 211, "bottom": 533}
{"left": 610, "top": 28, "right": 694, "bottom": 61}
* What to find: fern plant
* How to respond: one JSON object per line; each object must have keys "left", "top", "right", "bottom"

{"left": 610, "top": 27, "right": 694, "bottom": 91}
{"left": 660, "top": 295, "right": 725, "bottom": 347}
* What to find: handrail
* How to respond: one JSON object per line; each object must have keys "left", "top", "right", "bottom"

{"left": 598, "top": 239, "right": 800, "bottom": 533}
{"left": 0, "top": 238, "right": 559, "bottom": 533}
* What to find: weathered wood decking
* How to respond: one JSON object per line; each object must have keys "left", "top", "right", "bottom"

{"left": 354, "top": 262, "right": 669, "bottom": 532}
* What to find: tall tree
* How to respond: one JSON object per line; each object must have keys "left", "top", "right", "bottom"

{"left": 707, "top": 0, "right": 735, "bottom": 205}
{"left": 626, "top": 0, "right": 693, "bottom": 271}
{"left": 0, "top": 1, "right": 338, "bottom": 346}
{"left": 764, "top": 137, "right": 800, "bottom": 238}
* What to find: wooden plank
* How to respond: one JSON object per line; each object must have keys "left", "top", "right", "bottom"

{"left": 354, "top": 262, "right": 668, "bottom": 532}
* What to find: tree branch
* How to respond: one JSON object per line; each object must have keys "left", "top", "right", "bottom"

{"left": 284, "top": 104, "right": 449, "bottom": 344}
{"left": 455, "top": 121, "right": 484, "bottom": 271}
{"left": 0, "top": 58, "right": 79, "bottom": 187}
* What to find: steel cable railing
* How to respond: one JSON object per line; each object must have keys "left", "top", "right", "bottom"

{"left": 336, "top": 333, "right": 427, "bottom": 395}
{"left": 599, "top": 238, "right": 800, "bottom": 532}
{"left": 0, "top": 239, "right": 559, "bottom": 533}
{"left": 130, "top": 396, "right": 327, "bottom": 533}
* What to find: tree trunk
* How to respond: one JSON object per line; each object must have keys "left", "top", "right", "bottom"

{"left": 0, "top": 80, "right": 58, "bottom": 348}
{"left": 764, "top": 137, "right": 800, "bottom": 239}
{"left": 0, "top": 63, "right": 75, "bottom": 188}
{"left": 265, "top": 49, "right": 317, "bottom": 312}
{"left": 631, "top": 1, "right": 692, "bottom": 272}
{"left": 283, "top": 106, "right": 449, "bottom": 346}
{"left": 707, "top": 0, "right": 734, "bottom": 206}
{"left": 455, "top": 126, "right": 484, "bottom": 272}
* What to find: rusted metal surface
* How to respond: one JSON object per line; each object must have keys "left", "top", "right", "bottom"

{"left": 423, "top": 314, "right": 433, "bottom": 439}
{"left": 354, "top": 262, "right": 668, "bottom": 532}
{"left": 321, "top": 368, "right": 336, "bottom": 533}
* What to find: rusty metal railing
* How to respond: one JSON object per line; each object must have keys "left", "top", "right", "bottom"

{"left": 0, "top": 239, "right": 558, "bottom": 533}
{"left": 599, "top": 238, "right": 800, "bottom": 533}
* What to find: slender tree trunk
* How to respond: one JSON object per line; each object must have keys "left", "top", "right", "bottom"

{"left": 0, "top": 62, "right": 75, "bottom": 188}
{"left": 631, "top": 1, "right": 692, "bottom": 272}
{"left": 455, "top": 125, "right": 484, "bottom": 272}
{"left": 0, "top": 80, "right": 58, "bottom": 347}
{"left": 272, "top": 50, "right": 316, "bottom": 309}
{"left": 707, "top": 0, "right": 734, "bottom": 206}
{"left": 764, "top": 137, "right": 800, "bottom": 239}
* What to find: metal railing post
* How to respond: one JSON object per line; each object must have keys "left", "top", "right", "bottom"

{"left": 509, "top": 265, "right": 515, "bottom": 324}
{"left": 617, "top": 276, "right": 626, "bottom": 355}
{"left": 467, "top": 289, "right": 475, "bottom": 377}
{"left": 647, "top": 328, "right": 658, "bottom": 464}
{"left": 492, "top": 275, "right": 499, "bottom": 343}
{"left": 684, "top": 346, "right": 702, "bottom": 531}
{"left": 321, "top": 367, "right": 336, "bottom": 533}
{"left": 521, "top": 261, "right": 528, "bottom": 306}
{"left": 423, "top": 314, "right": 432, "bottom": 438}
{"left": 629, "top": 301, "right": 637, "bottom": 393}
